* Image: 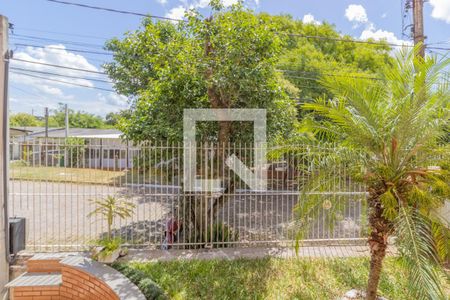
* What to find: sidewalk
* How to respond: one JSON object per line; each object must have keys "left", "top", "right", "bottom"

{"left": 120, "top": 245, "right": 397, "bottom": 262}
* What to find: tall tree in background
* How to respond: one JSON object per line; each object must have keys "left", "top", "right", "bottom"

{"left": 298, "top": 48, "right": 449, "bottom": 300}
{"left": 10, "top": 112, "right": 40, "bottom": 127}
{"left": 269, "top": 14, "right": 393, "bottom": 108}
{"left": 51, "top": 104, "right": 106, "bottom": 129}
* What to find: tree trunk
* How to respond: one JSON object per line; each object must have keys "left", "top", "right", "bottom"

{"left": 366, "top": 192, "right": 390, "bottom": 300}
{"left": 366, "top": 230, "right": 387, "bottom": 300}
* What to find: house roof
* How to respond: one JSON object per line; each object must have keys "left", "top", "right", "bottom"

{"left": 24, "top": 127, "right": 123, "bottom": 139}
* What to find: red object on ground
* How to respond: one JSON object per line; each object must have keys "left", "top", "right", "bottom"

{"left": 165, "top": 218, "right": 179, "bottom": 245}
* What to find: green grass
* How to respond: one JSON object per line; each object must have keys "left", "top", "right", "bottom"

{"left": 10, "top": 165, "right": 125, "bottom": 185}
{"left": 115, "top": 257, "right": 449, "bottom": 300}
{"left": 10, "top": 164, "right": 174, "bottom": 185}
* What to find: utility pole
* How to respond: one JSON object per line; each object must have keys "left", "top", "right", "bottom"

{"left": 0, "top": 14, "right": 10, "bottom": 298}
{"left": 44, "top": 107, "right": 49, "bottom": 138}
{"left": 64, "top": 103, "right": 69, "bottom": 138}
{"left": 412, "top": 0, "right": 425, "bottom": 57}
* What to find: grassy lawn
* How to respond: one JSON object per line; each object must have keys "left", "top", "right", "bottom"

{"left": 10, "top": 165, "right": 125, "bottom": 185}
{"left": 115, "top": 257, "right": 449, "bottom": 300}
{"left": 10, "top": 164, "right": 174, "bottom": 185}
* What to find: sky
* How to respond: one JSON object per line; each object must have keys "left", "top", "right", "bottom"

{"left": 0, "top": 0, "right": 449, "bottom": 117}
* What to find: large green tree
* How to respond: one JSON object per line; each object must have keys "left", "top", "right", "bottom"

{"left": 105, "top": 3, "right": 297, "bottom": 143}
{"left": 297, "top": 48, "right": 450, "bottom": 299}
{"left": 105, "top": 7, "right": 393, "bottom": 142}
{"left": 105, "top": 3, "right": 299, "bottom": 245}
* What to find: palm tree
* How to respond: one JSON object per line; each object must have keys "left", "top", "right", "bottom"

{"left": 297, "top": 47, "right": 450, "bottom": 299}
{"left": 88, "top": 195, "right": 135, "bottom": 240}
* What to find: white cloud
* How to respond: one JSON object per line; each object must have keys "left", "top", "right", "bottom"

{"left": 343, "top": 4, "right": 409, "bottom": 48}
{"left": 381, "top": 12, "right": 387, "bottom": 19}
{"left": 11, "top": 44, "right": 99, "bottom": 88}
{"left": 222, "top": 0, "right": 238, "bottom": 6}
{"left": 157, "top": 0, "right": 168, "bottom": 4}
{"left": 302, "top": 14, "right": 321, "bottom": 25}
{"left": 345, "top": 4, "right": 368, "bottom": 24}
{"left": 36, "top": 85, "right": 73, "bottom": 99}
{"left": 360, "top": 28, "right": 411, "bottom": 46}
{"left": 429, "top": 0, "right": 450, "bottom": 23}
{"left": 165, "top": 6, "right": 186, "bottom": 20}
{"left": 105, "top": 94, "right": 128, "bottom": 106}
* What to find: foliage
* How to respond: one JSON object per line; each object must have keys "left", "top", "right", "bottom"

{"left": 50, "top": 103, "right": 107, "bottom": 129}
{"left": 105, "top": 111, "right": 128, "bottom": 126}
{"left": 10, "top": 112, "right": 41, "bottom": 127}
{"left": 87, "top": 195, "right": 135, "bottom": 240}
{"left": 61, "top": 137, "right": 86, "bottom": 168}
{"left": 105, "top": 4, "right": 297, "bottom": 143}
{"left": 187, "top": 222, "right": 239, "bottom": 248}
{"left": 112, "top": 264, "right": 168, "bottom": 300}
{"left": 270, "top": 14, "right": 393, "bottom": 104}
{"left": 113, "top": 257, "right": 449, "bottom": 300}
{"left": 92, "top": 237, "right": 122, "bottom": 260}
{"left": 296, "top": 47, "right": 450, "bottom": 299}
{"left": 104, "top": 6, "right": 393, "bottom": 143}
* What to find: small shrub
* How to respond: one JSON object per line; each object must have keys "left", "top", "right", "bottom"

{"left": 92, "top": 237, "right": 122, "bottom": 260}
{"left": 189, "top": 222, "right": 239, "bottom": 248}
{"left": 10, "top": 160, "right": 28, "bottom": 167}
{"left": 113, "top": 264, "right": 168, "bottom": 300}
{"left": 138, "top": 278, "right": 168, "bottom": 300}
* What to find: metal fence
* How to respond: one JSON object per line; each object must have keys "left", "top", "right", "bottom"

{"left": 8, "top": 138, "right": 367, "bottom": 251}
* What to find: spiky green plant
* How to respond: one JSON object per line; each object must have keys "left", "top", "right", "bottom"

{"left": 88, "top": 195, "right": 136, "bottom": 240}
{"left": 296, "top": 46, "right": 450, "bottom": 300}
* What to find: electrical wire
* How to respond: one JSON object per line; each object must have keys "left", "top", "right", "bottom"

{"left": 13, "top": 43, "right": 112, "bottom": 56}
{"left": 11, "top": 58, "right": 107, "bottom": 75}
{"left": 43, "top": 0, "right": 450, "bottom": 51}
{"left": 276, "top": 69, "right": 381, "bottom": 80}
{"left": 13, "top": 26, "right": 109, "bottom": 41}
{"left": 10, "top": 67, "right": 114, "bottom": 83}
{"left": 11, "top": 34, "right": 105, "bottom": 49}
{"left": 11, "top": 71, "right": 115, "bottom": 92}
{"left": 46, "top": 0, "right": 184, "bottom": 22}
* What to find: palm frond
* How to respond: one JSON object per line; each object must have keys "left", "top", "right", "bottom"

{"left": 395, "top": 207, "right": 445, "bottom": 300}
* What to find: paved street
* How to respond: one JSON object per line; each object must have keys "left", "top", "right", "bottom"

{"left": 9, "top": 180, "right": 366, "bottom": 251}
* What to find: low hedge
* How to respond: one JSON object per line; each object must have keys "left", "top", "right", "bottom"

{"left": 113, "top": 263, "right": 168, "bottom": 300}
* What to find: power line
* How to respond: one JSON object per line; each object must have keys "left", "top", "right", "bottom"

{"left": 10, "top": 84, "right": 47, "bottom": 99}
{"left": 276, "top": 69, "right": 381, "bottom": 80}
{"left": 41, "top": 1, "right": 450, "bottom": 51}
{"left": 13, "top": 26, "right": 109, "bottom": 41}
{"left": 13, "top": 43, "right": 112, "bottom": 56}
{"left": 46, "top": 0, "right": 184, "bottom": 22}
{"left": 11, "top": 34, "right": 105, "bottom": 49}
{"left": 279, "top": 33, "right": 450, "bottom": 50}
{"left": 425, "top": 46, "right": 450, "bottom": 51}
{"left": 11, "top": 58, "right": 107, "bottom": 75}
{"left": 10, "top": 67, "right": 113, "bottom": 83}
{"left": 11, "top": 71, "right": 115, "bottom": 92}
{"left": 278, "top": 32, "right": 413, "bottom": 48}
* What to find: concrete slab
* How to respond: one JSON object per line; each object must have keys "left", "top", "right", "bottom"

{"left": 6, "top": 272, "right": 61, "bottom": 287}
{"left": 120, "top": 245, "right": 397, "bottom": 263}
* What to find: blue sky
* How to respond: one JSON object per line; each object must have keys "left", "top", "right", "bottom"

{"left": 1, "top": 0, "right": 449, "bottom": 117}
